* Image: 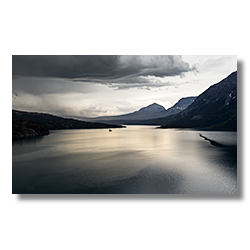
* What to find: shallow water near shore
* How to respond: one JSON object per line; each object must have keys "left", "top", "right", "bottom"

{"left": 12, "top": 126, "right": 237, "bottom": 194}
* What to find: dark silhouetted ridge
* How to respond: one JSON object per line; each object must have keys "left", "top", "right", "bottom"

{"left": 158, "top": 71, "right": 237, "bottom": 131}
{"left": 12, "top": 110, "right": 125, "bottom": 139}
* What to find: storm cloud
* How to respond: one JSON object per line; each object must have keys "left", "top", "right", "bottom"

{"left": 12, "top": 55, "right": 196, "bottom": 80}
{"left": 12, "top": 55, "right": 237, "bottom": 117}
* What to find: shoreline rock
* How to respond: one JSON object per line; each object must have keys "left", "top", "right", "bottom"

{"left": 12, "top": 120, "right": 50, "bottom": 139}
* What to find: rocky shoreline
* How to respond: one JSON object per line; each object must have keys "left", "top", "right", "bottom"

{"left": 12, "top": 120, "right": 50, "bottom": 139}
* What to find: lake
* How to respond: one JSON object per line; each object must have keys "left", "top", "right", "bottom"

{"left": 12, "top": 126, "right": 237, "bottom": 194}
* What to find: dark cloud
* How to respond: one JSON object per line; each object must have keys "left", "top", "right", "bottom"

{"left": 12, "top": 55, "right": 196, "bottom": 80}
{"left": 12, "top": 55, "right": 121, "bottom": 79}
{"left": 12, "top": 56, "right": 197, "bottom": 95}
{"left": 117, "top": 55, "right": 197, "bottom": 78}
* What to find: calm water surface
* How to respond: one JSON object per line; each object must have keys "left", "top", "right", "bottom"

{"left": 12, "top": 126, "right": 237, "bottom": 194}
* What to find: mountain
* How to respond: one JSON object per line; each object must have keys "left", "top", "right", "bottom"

{"left": 76, "top": 97, "right": 196, "bottom": 125}
{"left": 12, "top": 110, "right": 125, "bottom": 138}
{"left": 138, "top": 103, "right": 166, "bottom": 113}
{"left": 157, "top": 71, "right": 237, "bottom": 131}
{"left": 161, "top": 97, "right": 196, "bottom": 117}
{"left": 137, "top": 97, "right": 197, "bottom": 117}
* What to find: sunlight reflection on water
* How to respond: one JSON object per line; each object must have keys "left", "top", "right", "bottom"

{"left": 12, "top": 126, "right": 237, "bottom": 194}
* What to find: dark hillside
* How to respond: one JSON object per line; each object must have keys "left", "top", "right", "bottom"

{"left": 12, "top": 110, "right": 125, "bottom": 138}
{"left": 12, "top": 120, "right": 50, "bottom": 138}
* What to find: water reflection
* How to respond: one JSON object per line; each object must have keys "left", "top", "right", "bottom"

{"left": 12, "top": 126, "right": 237, "bottom": 194}
{"left": 12, "top": 136, "right": 45, "bottom": 146}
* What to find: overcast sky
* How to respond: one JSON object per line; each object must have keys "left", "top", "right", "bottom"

{"left": 12, "top": 55, "right": 237, "bottom": 117}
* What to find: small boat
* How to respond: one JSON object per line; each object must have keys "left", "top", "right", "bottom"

{"left": 109, "top": 129, "right": 112, "bottom": 132}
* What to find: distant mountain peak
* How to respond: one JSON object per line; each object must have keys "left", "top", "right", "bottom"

{"left": 138, "top": 103, "right": 166, "bottom": 113}
{"left": 73, "top": 97, "right": 197, "bottom": 124}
